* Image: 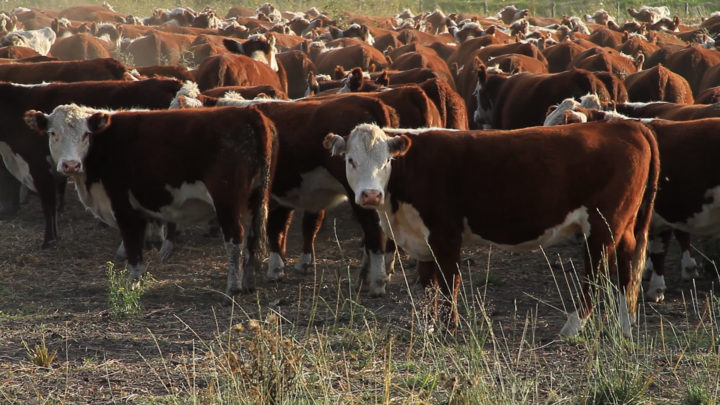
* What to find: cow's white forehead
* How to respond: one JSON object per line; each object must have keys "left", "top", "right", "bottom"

{"left": 47, "top": 104, "right": 102, "bottom": 130}
{"left": 347, "top": 123, "right": 389, "bottom": 154}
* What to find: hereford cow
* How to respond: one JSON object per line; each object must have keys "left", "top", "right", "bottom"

{"left": 24, "top": 105, "right": 277, "bottom": 296}
{"left": 0, "top": 58, "right": 129, "bottom": 83}
{"left": 474, "top": 64, "right": 611, "bottom": 129}
{"left": 176, "top": 91, "right": 400, "bottom": 295}
{"left": 0, "top": 79, "right": 183, "bottom": 248}
{"left": 324, "top": 120, "right": 659, "bottom": 336}
{"left": 624, "top": 64, "right": 694, "bottom": 103}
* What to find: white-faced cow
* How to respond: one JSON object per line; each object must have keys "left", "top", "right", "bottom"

{"left": 0, "top": 79, "right": 184, "bottom": 248}
{"left": 324, "top": 121, "right": 659, "bottom": 336}
{"left": 24, "top": 105, "right": 277, "bottom": 296}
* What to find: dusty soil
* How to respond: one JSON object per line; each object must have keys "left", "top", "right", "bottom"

{"left": 0, "top": 186, "right": 717, "bottom": 403}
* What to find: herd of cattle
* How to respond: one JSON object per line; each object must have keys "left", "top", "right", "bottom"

{"left": 2, "top": 2, "right": 720, "bottom": 336}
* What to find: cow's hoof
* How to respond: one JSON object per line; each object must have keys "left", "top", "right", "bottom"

{"left": 41, "top": 239, "right": 57, "bottom": 249}
{"left": 646, "top": 289, "right": 665, "bottom": 303}
{"left": 266, "top": 268, "right": 286, "bottom": 281}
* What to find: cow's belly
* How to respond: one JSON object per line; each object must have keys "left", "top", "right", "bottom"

{"left": 654, "top": 185, "right": 720, "bottom": 236}
{"left": 380, "top": 200, "right": 591, "bottom": 261}
{"left": 463, "top": 206, "right": 591, "bottom": 251}
{"left": 0, "top": 142, "right": 37, "bottom": 192}
{"left": 129, "top": 181, "right": 215, "bottom": 225}
{"left": 75, "top": 180, "right": 117, "bottom": 227}
{"left": 272, "top": 166, "right": 348, "bottom": 212}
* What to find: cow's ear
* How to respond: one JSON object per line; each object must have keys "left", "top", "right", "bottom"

{"left": 323, "top": 133, "right": 346, "bottom": 156}
{"left": 88, "top": 112, "right": 111, "bottom": 134}
{"left": 23, "top": 110, "right": 48, "bottom": 133}
{"left": 223, "top": 38, "right": 244, "bottom": 54}
{"left": 388, "top": 134, "right": 412, "bottom": 157}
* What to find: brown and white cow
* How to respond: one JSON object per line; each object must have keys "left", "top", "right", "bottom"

{"left": 324, "top": 120, "right": 659, "bottom": 336}
{"left": 624, "top": 64, "right": 694, "bottom": 103}
{"left": 24, "top": 105, "right": 277, "bottom": 296}
{"left": 474, "top": 65, "right": 611, "bottom": 129}
{"left": 0, "top": 57, "right": 130, "bottom": 83}
{"left": 176, "top": 91, "right": 400, "bottom": 295}
{"left": 0, "top": 79, "right": 183, "bottom": 247}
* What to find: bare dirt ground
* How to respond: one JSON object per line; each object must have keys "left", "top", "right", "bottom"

{"left": 0, "top": 185, "right": 717, "bottom": 403}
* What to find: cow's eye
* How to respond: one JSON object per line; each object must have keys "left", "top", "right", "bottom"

{"left": 348, "top": 158, "right": 357, "bottom": 169}
{"left": 48, "top": 131, "right": 58, "bottom": 141}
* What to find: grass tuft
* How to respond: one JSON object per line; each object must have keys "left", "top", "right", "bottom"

{"left": 106, "top": 261, "right": 154, "bottom": 318}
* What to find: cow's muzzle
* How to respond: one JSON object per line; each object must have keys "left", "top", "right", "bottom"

{"left": 60, "top": 160, "right": 82, "bottom": 175}
{"left": 359, "top": 189, "right": 382, "bottom": 207}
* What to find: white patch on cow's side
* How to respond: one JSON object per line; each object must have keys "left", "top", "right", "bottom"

{"left": 617, "top": 292, "right": 633, "bottom": 337}
{"left": 0, "top": 142, "right": 36, "bottom": 192}
{"left": 9, "top": 82, "right": 51, "bottom": 88}
{"left": 266, "top": 252, "right": 285, "bottom": 280}
{"left": 379, "top": 198, "right": 433, "bottom": 261}
{"left": 225, "top": 242, "right": 243, "bottom": 295}
{"left": 463, "top": 207, "right": 591, "bottom": 252}
{"left": 272, "top": 166, "right": 347, "bottom": 212}
{"left": 559, "top": 311, "right": 586, "bottom": 336}
{"left": 129, "top": 182, "right": 215, "bottom": 226}
{"left": 671, "top": 185, "right": 720, "bottom": 235}
{"left": 473, "top": 81, "right": 493, "bottom": 128}
{"left": 382, "top": 127, "right": 459, "bottom": 135}
{"left": 680, "top": 250, "right": 700, "bottom": 280}
{"left": 646, "top": 271, "right": 666, "bottom": 302}
{"left": 294, "top": 252, "right": 313, "bottom": 273}
{"left": 75, "top": 179, "right": 117, "bottom": 227}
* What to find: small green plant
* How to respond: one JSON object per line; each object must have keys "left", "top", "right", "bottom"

{"left": 684, "top": 384, "right": 716, "bottom": 405}
{"left": 107, "top": 261, "right": 153, "bottom": 318}
{"left": 23, "top": 335, "right": 56, "bottom": 368}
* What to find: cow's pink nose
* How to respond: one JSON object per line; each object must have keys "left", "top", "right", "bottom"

{"left": 61, "top": 160, "right": 81, "bottom": 174}
{"left": 360, "top": 190, "right": 382, "bottom": 206}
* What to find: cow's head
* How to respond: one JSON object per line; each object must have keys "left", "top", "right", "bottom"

{"left": 323, "top": 124, "right": 411, "bottom": 208}
{"left": 23, "top": 104, "right": 110, "bottom": 176}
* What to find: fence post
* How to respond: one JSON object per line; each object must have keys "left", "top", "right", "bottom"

{"left": 685, "top": 2, "right": 689, "bottom": 18}
{"left": 552, "top": 2, "right": 556, "bottom": 17}
{"left": 419, "top": 0, "right": 423, "bottom": 12}
{"left": 484, "top": 0, "right": 488, "bottom": 15}
{"left": 616, "top": 2, "right": 621, "bottom": 20}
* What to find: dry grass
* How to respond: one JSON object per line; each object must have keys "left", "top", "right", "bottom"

{"left": 1, "top": 191, "right": 719, "bottom": 403}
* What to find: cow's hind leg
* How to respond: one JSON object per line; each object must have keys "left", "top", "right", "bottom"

{"left": 215, "top": 204, "right": 249, "bottom": 296}
{"left": 615, "top": 227, "right": 643, "bottom": 338}
{"left": 117, "top": 214, "right": 147, "bottom": 280}
{"left": 645, "top": 229, "right": 671, "bottom": 302}
{"left": 294, "top": 210, "right": 325, "bottom": 274}
{"left": 675, "top": 230, "right": 700, "bottom": 280}
{"left": 266, "top": 205, "right": 293, "bottom": 281}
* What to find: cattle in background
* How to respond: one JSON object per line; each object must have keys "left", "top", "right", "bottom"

{"left": 0, "top": 79, "right": 183, "bottom": 248}
{"left": 592, "top": 71, "right": 629, "bottom": 103}
{"left": 58, "top": 4, "right": 127, "bottom": 22}
{"left": 0, "top": 58, "right": 129, "bottom": 83}
{"left": 624, "top": 64, "right": 694, "bottom": 103}
{"left": 570, "top": 47, "right": 643, "bottom": 79}
{"left": 474, "top": 64, "right": 611, "bottom": 129}
{"left": 25, "top": 105, "right": 277, "bottom": 297}
{"left": 662, "top": 45, "right": 720, "bottom": 96}
{"left": 0, "top": 45, "right": 42, "bottom": 59}
{"left": 202, "top": 84, "right": 288, "bottom": 100}
{"left": 125, "top": 31, "right": 195, "bottom": 66}
{"left": 276, "top": 50, "right": 317, "bottom": 99}
{"left": 308, "top": 42, "right": 388, "bottom": 75}
{"left": 132, "top": 64, "right": 195, "bottom": 81}
{"left": 324, "top": 120, "right": 659, "bottom": 336}
{"left": 194, "top": 51, "right": 285, "bottom": 91}
{"left": 613, "top": 101, "right": 720, "bottom": 120}
{"left": 542, "top": 40, "right": 588, "bottom": 73}
{"left": 1, "top": 26, "right": 56, "bottom": 55}
{"left": 49, "top": 33, "right": 111, "bottom": 60}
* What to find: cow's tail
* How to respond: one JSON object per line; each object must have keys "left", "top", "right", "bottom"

{"left": 217, "top": 57, "right": 228, "bottom": 88}
{"left": 627, "top": 122, "right": 660, "bottom": 311}
{"left": 247, "top": 107, "right": 277, "bottom": 271}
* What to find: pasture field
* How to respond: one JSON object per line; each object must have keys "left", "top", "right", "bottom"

{"left": 0, "top": 180, "right": 719, "bottom": 403}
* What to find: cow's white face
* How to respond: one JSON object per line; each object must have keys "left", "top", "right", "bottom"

{"left": 24, "top": 104, "right": 109, "bottom": 176}
{"left": 323, "top": 123, "right": 411, "bottom": 208}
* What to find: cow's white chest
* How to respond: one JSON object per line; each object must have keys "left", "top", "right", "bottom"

{"left": 75, "top": 179, "right": 116, "bottom": 227}
{"left": 378, "top": 197, "right": 433, "bottom": 261}
{"left": 272, "top": 166, "right": 347, "bottom": 211}
{"left": 0, "top": 142, "right": 36, "bottom": 192}
{"left": 463, "top": 206, "right": 592, "bottom": 251}
{"left": 129, "top": 181, "right": 215, "bottom": 225}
